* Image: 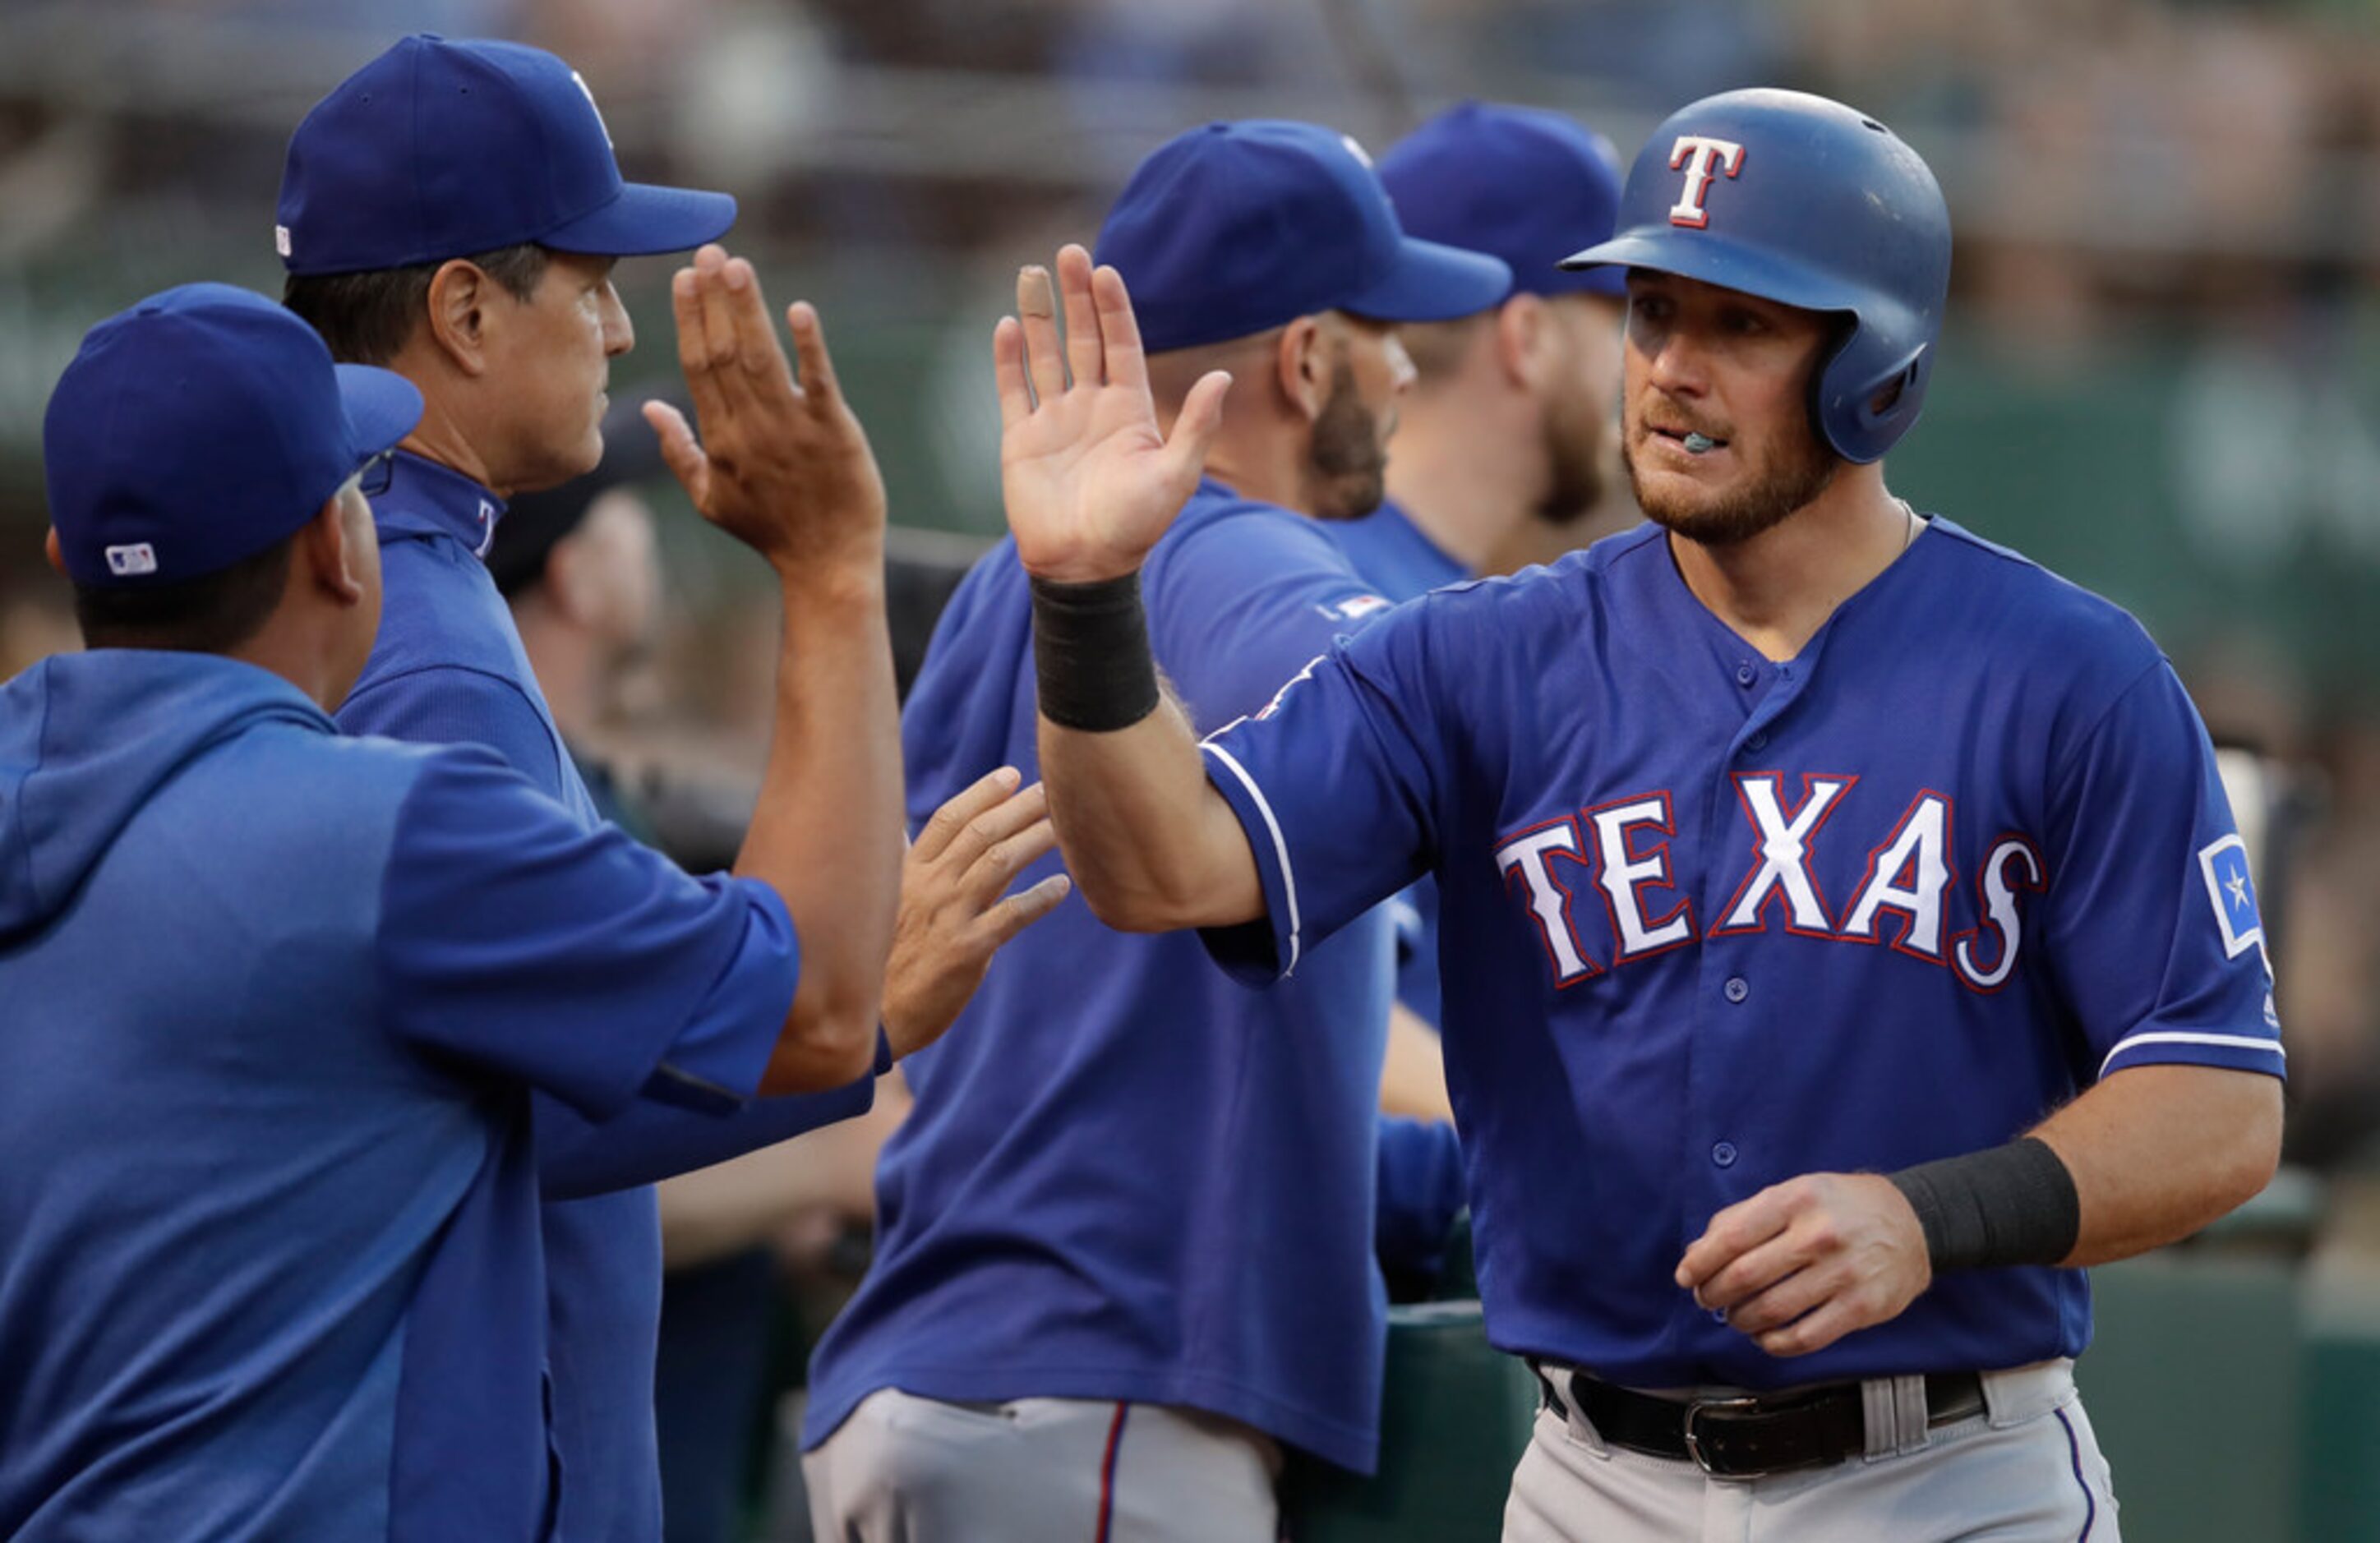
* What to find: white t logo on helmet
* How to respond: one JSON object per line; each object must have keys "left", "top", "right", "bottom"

{"left": 1667, "top": 136, "right": 1746, "bottom": 229}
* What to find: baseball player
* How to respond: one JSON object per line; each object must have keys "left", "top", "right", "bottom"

{"left": 994, "top": 89, "right": 2285, "bottom": 1540}
{"left": 1335, "top": 101, "right": 1630, "bottom": 1034}
{"left": 0, "top": 283, "right": 889, "bottom": 1539}
{"left": 274, "top": 38, "right": 1061, "bottom": 1541}
{"left": 800, "top": 120, "right": 1497, "bottom": 1541}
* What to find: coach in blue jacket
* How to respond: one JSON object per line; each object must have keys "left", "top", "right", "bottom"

{"left": 269, "top": 36, "right": 938, "bottom": 1541}
{"left": 0, "top": 281, "right": 899, "bottom": 1538}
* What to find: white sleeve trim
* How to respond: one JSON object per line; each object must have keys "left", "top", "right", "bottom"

{"left": 1199, "top": 739, "right": 1302, "bottom": 975}
{"left": 2099, "top": 1029, "right": 2287, "bottom": 1078}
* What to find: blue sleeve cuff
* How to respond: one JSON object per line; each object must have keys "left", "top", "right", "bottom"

{"left": 638, "top": 878, "right": 804, "bottom": 1112}
{"left": 2096, "top": 1024, "right": 2287, "bottom": 1084}
{"left": 1196, "top": 739, "right": 1302, "bottom": 985}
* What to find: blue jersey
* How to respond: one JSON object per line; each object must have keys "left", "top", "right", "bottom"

{"left": 0, "top": 651, "right": 799, "bottom": 1541}
{"left": 1331, "top": 496, "right": 1469, "bottom": 601}
{"left": 339, "top": 452, "right": 879, "bottom": 1543}
{"left": 1330, "top": 496, "right": 1473, "bottom": 1025}
{"left": 1197, "top": 518, "right": 2285, "bottom": 1389}
{"left": 805, "top": 479, "right": 1446, "bottom": 1474}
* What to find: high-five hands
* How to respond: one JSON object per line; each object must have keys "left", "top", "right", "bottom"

{"left": 649, "top": 244, "right": 887, "bottom": 580}
{"left": 994, "top": 244, "right": 1231, "bottom": 583}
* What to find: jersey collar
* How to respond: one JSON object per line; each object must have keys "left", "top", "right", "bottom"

{"left": 367, "top": 449, "right": 509, "bottom": 560}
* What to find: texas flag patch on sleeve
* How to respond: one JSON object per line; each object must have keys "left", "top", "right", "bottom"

{"left": 2198, "top": 834, "right": 2268, "bottom": 974}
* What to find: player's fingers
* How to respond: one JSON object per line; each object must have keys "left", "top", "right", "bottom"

{"left": 643, "top": 400, "right": 711, "bottom": 509}
{"left": 1752, "top": 1297, "right": 1863, "bottom": 1359}
{"left": 1676, "top": 1191, "right": 1792, "bottom": 1289}
{"left": 721, "top": 258, "right": 793, "bottom": 397}
{"left": 962, "top": 820, "right": 1061, "bottom": 908}
{"left": 912, "top": 767, "right": 1024, "bottom": 864}
{"left": 694, "top": 245, "right": 740, "bottom": 374}
{"left": 1057, "top": 243, "right": 1103, "bottom": 391}
{"left": 1016, "top": 264, "right": 1065, "bottom": 406}
{"left": 994, "top": 318, "right": 1033, "bottom": 433}
{"left": 1161, "top": 369, "right": 1233, "bottom": 491}
{"left": 978, "top": 873, "right": 1072, "bottom": 947}
{"left": 1091, "top": 263, "right": 1152, "bottom": 399}
{"left": 952, "top": 780, "right": 1050, "bottom": 858}
{"left": 786, "top": 301, "right": 845, "bottom": 405}
{"left": 1717, "top": 1260, "right": 1839, "bottom": 1336}
{"left": 1691, "top": 1227, "right": 1817, "bottom": 1313}
{"left": 669, "top": 266, "right": 729, "bottom": 426}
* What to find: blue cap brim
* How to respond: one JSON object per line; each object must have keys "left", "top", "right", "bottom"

{"left": 542, "top": 182, "right": 738, "bottom": 258}
{"left": 337, "top": 363, "right": 424, "bottom": 461}
{"left": 1343, "top": 236, "right": 1514, "bottom": 323}
{"left": 1559, "top": 231, "right": 1865, "bottom": 316}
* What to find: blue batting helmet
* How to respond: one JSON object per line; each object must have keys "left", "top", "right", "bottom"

{"left": 1561, "top": 88, "right": 1951, "bottom": 463}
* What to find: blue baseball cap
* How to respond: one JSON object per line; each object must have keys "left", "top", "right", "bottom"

{"left": 277, "top": 35, "right": 736, "bottom": 276}
{"left": 1093, "top": 120, "right": 1511, "bottom": 353}
{"left": 44, "top": 284, "right": 422, "bottom": 588}
{"left": 1378, "top": 102, "right": 1626, "bottom": 302}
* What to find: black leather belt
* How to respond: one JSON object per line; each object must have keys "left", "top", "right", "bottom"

{"left": 1531, "top": 1364, "right": 1987, "bottom": 1479}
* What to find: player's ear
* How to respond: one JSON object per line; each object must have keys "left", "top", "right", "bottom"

{"left": 43, "top": 528, "right": 65, "bottom": 577}
{"left": 423, "top": 258, "right": 493, "bottom": 376}
{"left": 1277, "top": 316, "right": 1327, "bottom": 424}
{"left": 1497, "top": 293, "right": 1548, "bottom": 394}
{"left": 299, "top": 486, "right": 370, "bottom": 607}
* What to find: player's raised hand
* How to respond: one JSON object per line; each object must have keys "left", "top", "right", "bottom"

{"left": 1674, "top": 1172, "right": 1932, "bottom": 1358}
{"left": 879, "top": 767, "right": 1072, "bottom": 1058}
{"left": 648, "top": 244, "right": 887, "bottom": 583}
{"left": 995, "top": 244, "right": 1231, "bottom": 583}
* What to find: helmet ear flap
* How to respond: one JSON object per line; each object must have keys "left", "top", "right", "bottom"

{"left": 1816, "top": 337, "right": 1930, "bottom": 463}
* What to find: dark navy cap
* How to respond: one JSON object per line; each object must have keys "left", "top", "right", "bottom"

{"left": 1093, "top": 119, "right": 1511, "bottom": 353}
{"left": 277, "top": 35, "right": 736, "bottom": 275}
{"left": 44, "top": 284, "right": 422, "bottom": 587}
{"left": 1379, "top": 102, "right": 1626, "bottom": 302}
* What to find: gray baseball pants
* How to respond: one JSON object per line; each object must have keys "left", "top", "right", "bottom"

{"left": 804, "top": 1388, "right": 1281, "bottom": 1541}
{"left": 1502, "top": 1360, "right": 2119, "bottom": 1542}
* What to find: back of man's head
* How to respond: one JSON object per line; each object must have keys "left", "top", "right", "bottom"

{"left": 44, "top": 285, "right": 420, "bottom": 655}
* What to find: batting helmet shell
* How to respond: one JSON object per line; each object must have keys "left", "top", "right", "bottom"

{"left": 1561, "top": 88, "right": 1951, "bottom": 463}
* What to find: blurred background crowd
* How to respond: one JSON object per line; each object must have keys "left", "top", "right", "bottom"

{"left": 3, "top": 0, "right": 2378, "bottom": 1537}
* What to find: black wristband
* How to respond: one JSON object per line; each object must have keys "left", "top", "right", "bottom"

{"left": 1029, "top": 572, "right": 1161, "bottom": 733}
{"left": 1887, "top": 1136, "right": 2081, "bottom": 1274}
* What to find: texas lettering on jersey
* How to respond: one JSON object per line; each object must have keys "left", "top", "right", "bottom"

{"left": 1495, "top": 772, "right": 2050, "bottom": 993}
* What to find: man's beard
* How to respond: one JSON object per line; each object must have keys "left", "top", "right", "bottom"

{"left": 1308, "top": 359, "right": 1389, "bottom": 522}
{"left": 1621, "top": 411, "right": 1839, "bottom": 547}
{"left": 1534, "top": 392, "right": 1610, "bottom": 527}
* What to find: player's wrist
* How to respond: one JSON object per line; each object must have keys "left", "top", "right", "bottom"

{"left": 1886, "top": 1136, "right": 2081, "bottom": 1274}
{"left": 1029, "top": 571, "right": 1160, "bottom": 733}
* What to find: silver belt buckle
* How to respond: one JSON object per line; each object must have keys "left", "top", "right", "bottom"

{"left": 1681, "top": 1394, "right": 1764, "bottom": 1477}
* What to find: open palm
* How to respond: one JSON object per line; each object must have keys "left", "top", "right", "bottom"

{"left": 994, "top": 244, "right": 1230, "bottom": 584}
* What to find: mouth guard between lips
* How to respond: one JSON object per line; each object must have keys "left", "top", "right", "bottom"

{"left": 1683, "top": 432, "right": 1719, "bottom": 454}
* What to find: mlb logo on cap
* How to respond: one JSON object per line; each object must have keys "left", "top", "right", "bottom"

{"left": 104, "top": 544, "right": 159, "bottom": 577}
